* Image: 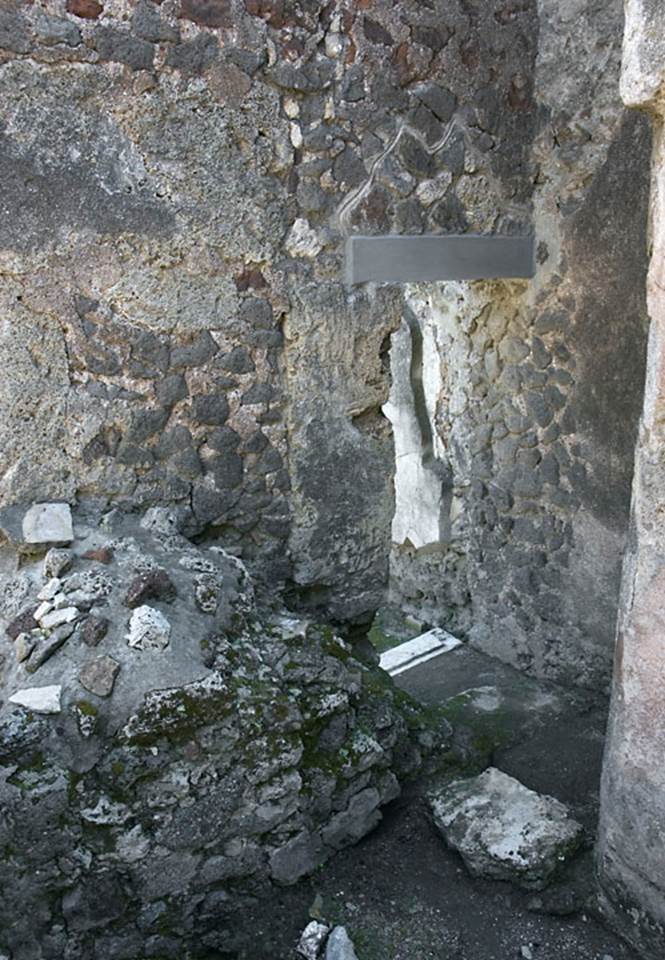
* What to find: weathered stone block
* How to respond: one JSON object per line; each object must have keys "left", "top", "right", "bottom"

{"left": 431, "top": 768, "right": 584, "bottom": 890}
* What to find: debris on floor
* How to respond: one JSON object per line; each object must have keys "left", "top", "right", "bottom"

{"left": 296, "top": 921, "right": 359, "bottom": 960}
{"left": 430, "top": 766, "right": 585, "bottom": 889}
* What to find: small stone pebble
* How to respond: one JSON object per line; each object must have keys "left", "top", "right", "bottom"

{"left": 43, "top": 547, "right": 73, "bottom": 579}
{"left": 6, "top": 607, "right": 38, "bottom": 640}
{"left": 125, "top": 569, "right": 177, "bottom": 608}
{"left": 26, "top": 623, "right": 75, "bottom": 673}
{"left": 79, "top": 656, "right": 121, "bottom": 697}
{"left": 34, "top": 600, "right": 54, "bottom": 622}
{"left": 15, "top": 632, "right": 37, "bottom": 663}
{"left": 37, "top": 578, "right": 62, "bottom": 601}
{"left": 297, "top": 920, "right": 330, "bottom": 960}
{"left": 82, "top": 546, "right": 114, "bottom": 564}
{"left": 81, "top": 615, "right": 109, "bottom": 647}
{"left": 39, "top": 606, "right": 79, "bottom": 630}
{"left": 126, "top": 605, "right": 171, "bottom": 650}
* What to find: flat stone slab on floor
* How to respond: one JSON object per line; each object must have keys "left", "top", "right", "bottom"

{"left": 379, "top": 627, "right": 462, "bottom": 676}
{"left": 430, "top": 767, "right": 584, "bottom": 890}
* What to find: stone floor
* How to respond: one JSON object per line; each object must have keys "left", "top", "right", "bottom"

{"left": 231, "top": 638, "right": 639, "bottom": 960}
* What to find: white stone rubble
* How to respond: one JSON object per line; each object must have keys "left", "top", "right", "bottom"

{"left": 9, "top": 684, "right": 62, "bottom": 714}
{"left": 297, "top": 920, "right": 330, "bottom": 959}
{"left": 22, "top": 503, "right": 73, "bottom": 544}
{"left": 38, "top": 606, "right": 79, "bottom": 630}
{"left": 430, "top": 767, "right": 584, "bottom": 890}
{"left": 126, "top": 605, "right": 171, "bottom": 650}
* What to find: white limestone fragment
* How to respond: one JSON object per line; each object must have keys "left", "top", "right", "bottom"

{"left": 285, "top": 218, "right": 323, "bottom": 259}
{"left": 126, "top": 605, "right": 171, "bottom": 651}
{"left": 430, "top": 767, "right": 584, "bottom": 890}
{"left": 22, "top": 503, "right": 73, "bottom": 544}
{"left": 38, "top": 606, "right": 79, "bottom": 630}
{"left": 37, "top": 578, "right": 62, "bottom": 601}
{"left": 9, "top": 684, "right": 62, "bottom": 714}
{"left": 297, "top": 920, "right": 330, "bottom": 960}
{"left": 34, "top": 600, "right": 54, "bottom": 621}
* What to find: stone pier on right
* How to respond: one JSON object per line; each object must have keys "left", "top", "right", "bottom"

{"left": 597, "top": 2, "right": 665, "bottom": 954}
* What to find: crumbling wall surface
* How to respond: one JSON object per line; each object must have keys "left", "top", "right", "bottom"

{"left": 0, "top": 0, "right": 543, "bottom": 628}
{"left": 0, "top": 502, "right": 440, "bottom": 958}
{"left": 597, "top": 2, "right": 665, "bottom": 954}
{"left": 389, "top": 0, "right": 651, "bottom": 690}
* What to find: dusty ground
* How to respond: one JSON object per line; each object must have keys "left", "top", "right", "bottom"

{"left": 226, "top": 642, "right": 638, "bottom": 960}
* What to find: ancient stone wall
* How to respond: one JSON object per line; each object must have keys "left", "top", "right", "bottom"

{"left": 0, "top": 1, "right": 651, "bottom": 685}
{"left": 387, "top": 0, "right": 651, "bottom": 690}
{"left": 0, "top": 0, "right": 543, "bottom": 636}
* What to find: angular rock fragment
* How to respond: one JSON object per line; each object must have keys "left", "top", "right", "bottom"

{"left": 37, "top": 578, "right": 62, "bottom": 601}
{"left": 269, "top": 831, "right": 326, "bottom": 885}
{"left": 125, "top": 569, "right": 177, "bottom": 608}
{"left": 126, "top": 605, "right": 171, "bottom": 650}
{"left": 325, "top": 926, "right": 359, "bottom": 960}
{"left": 82, "top": 546, "right": 114, "bottom": 564}
{"left": 34, "top": 600, "right": 54, "bottom": 621}
{"left": 80, "top": 615, "right": 109, "bottom": 647}
{"left": 43, "top": 547, "right": 73, "bottom": 579}
{"left": 430, "top": 767, "right": 584, "bottom": 890}
{"left": 26, "top": 623, "right": 75, "bottom": 673}
{"left": 38, "top": 606, "right": 80, "bottom": 631}
{"left": 79, "top": 656, "right": 121, "bottom": 697}
{"left": 9, "top": 684, "right": 62, "bottom": 714}
{"left": 6, "top": 606, "right": 38, "bottom": 640}
{"left": 15, "top": 632, "right": 37, "bottom": 663}
{"left": 297, "top": 920, "right": 330, "bottom": 960}
{"left": 22, "top": 503, "right": 74, "bottom": 545}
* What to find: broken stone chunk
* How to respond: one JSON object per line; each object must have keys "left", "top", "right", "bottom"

{"left": 430, "top": 767, "right": 584, "bottom": 890}
{"left": 126, "top": 605, "right": 171, "bottom": 651}
{"left": 38, "top": 606, "right": 80, "bottom": 631}
{"left": 25, "top": 624, "right": 75, "bottom": 673}
{"left": 43, "top": 547, "right": 73, "bottom": 579}
{"left": 193, "top": 572, "right": 222, "bottom": 613}
{"left": 79, "top": 656, "right": 120, "bottom": 697}
{"left": 9, "top": 684, "right": 62, "bottom": 714}
{"left": 82, "top": 546, "right": 114, "bottom": 564}
{"left": 37, "top": 578, "right": 62, "bottom": 601}
{"left": 125, "top": 569, "right": 177, "bottom": 608}
{"left": 63, "top": 570, "right": 113, "bottom": 602}
{"left": 22, "top": 503, "right": 74, "bottom": 545}
{"left": 15, "top": 632, "right": 37, "bottom": 663}
{"left": 325, "top": 926, "right": 359, "bottom": 960}
{"left": 297, "top": 920, "right": 330, "bottom": 960}
{"left": 34, "top": 600, "right": 54, "bottom": 621}
{"left": 81, "top": 615, "right": 109, "bottom": 647}
{"left": 6, "top": 606, "right": 38, "bottom": 640}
